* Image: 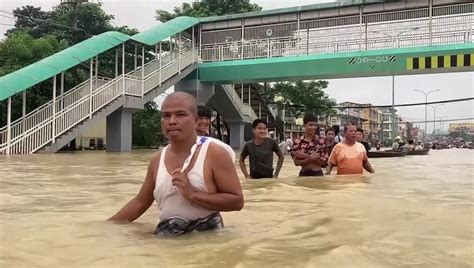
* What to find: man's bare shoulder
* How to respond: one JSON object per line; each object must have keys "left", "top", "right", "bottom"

{"left": 148, "top": 150, "right": 162, "bottom": 170}
{"left": 207, "top": 142, "right": 232, "bottom": 162}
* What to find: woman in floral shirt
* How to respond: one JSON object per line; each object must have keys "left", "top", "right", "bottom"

{"left": 290, "top": 114, "right": 328, "bottom": 177}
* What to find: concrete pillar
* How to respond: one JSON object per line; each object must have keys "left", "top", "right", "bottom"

{"left": 229, "top": 122, "right": 245, "bottom": 149}
{"left": 106, "top": 107, "right": 134, "bottom": 152}
{"left": 174, "top": 74, "right": 215, "bottom": 105}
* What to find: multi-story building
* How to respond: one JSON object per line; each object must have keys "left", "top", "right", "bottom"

{"left": 338, "top": 102, "right": 365, "bottom": 128}
{"left": 361, "top": 105, "right": 382, "bottom": 143}
{"left": 399, "top": 119, "right": 407, "bottom": 140}
{"left": 381, "top": 108, "right": 399, "bottom": 145}
{"left": 448, "top": 122, "right": 474, "bottom": 141}
{"left": 411, "top": 126, "right": 424, "bottom": 141}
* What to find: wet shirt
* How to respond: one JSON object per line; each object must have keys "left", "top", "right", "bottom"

{"left": 329, "top": 142, "right": 368, "bottom": 175}
{"left": 291, "top": 136, "right": 329, "bottom": 164}
{"left": 241, "top": 138, "right": 280, "bottom": 178}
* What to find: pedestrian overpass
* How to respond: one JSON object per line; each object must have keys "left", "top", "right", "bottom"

{"left": 0, "top": 1, "right": 473, "bottom": 154}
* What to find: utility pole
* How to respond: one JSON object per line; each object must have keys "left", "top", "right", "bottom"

{"left": 430, "top": 104, "right": 444, "bottom": 134}
{"left": 60, "top": 0, "right": 89, "bottom": 43}
{"left": 370, "top": 27, "right": 420, "bottom": 141}
{"left": 414, "top": 89, "right": 440, "bottom": 137}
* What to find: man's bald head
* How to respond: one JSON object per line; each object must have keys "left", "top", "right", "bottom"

{"left": 162, "top": 91, "right": 198, "bottom": 115}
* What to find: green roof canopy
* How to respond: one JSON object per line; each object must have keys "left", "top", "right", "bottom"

{"left": 131, "top": 16, "right": 200, "bottom": 46}
{"left": 0, "top": 31, "right": 130, "bottom": 102}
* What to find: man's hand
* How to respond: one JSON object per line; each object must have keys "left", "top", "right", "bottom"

{"left": 294, "top": 150, "right": 309, "bottom": 159}
{"left": 171, "top": 168, "right": 195, "bottom": 200}
{"left": 309, "top": 154, "right": 323, "bottom": 162}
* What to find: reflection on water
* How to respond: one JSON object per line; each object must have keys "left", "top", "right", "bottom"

{"left": 0, "top": 149, "right": 473, "bottom": 267}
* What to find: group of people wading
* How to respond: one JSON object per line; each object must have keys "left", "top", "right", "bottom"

{"left": 109, "top": 92, "right": 374, "bottom": 236}
{"left": 240, "top": 113, "right": 375, "bottom": 178}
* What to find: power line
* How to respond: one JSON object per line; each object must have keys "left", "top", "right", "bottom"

{"left": 0, "top": 14, "right": 15, "bottom": 20}
{"left": 268, "top": 97, "right": 473, "bottom": 109}
{"left": 408, "top": 117, "right": 474, "bottom": 124}
{"left": 0, "top": 9, "right": 90, "bottom": 37}
{"left": 0, "top": 22, "right": 15, "bottom": 27}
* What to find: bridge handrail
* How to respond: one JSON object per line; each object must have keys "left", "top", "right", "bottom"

{"left": 0, "top": 76, "right": 110, "bottom": 144}
{"left": 1, "top": 48, "right": 198, "bottom": 154}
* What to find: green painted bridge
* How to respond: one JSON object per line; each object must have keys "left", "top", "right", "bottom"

{"left": 198, "top": 43, "right": 474, "bottom": 83}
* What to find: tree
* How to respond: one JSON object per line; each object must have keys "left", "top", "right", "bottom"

{"left": 132, "top": 102, "right": 164, "bottom": 148}
{"left": 268, "top": 80, "right": 337, "bottom": 119}
{"left": 0, "top": 31, "right": 69, "bottom": 126}
{"left": 6, "top": 5, "right": 52, "bottom": 38}
{"left": 156, "top": 0, "right": 262, "bottom": 22}
{"left": 0, "top": 3, "right": 139, "bottom": 124}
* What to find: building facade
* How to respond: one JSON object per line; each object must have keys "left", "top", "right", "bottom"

{"left": 381, "top": 108, "right": 400, "bottom": 145}
{"left": 361, "top": 105, "right": 382, "bottom": 143}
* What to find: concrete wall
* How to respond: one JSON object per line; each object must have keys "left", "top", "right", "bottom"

{"left": 77, "top": 118, "right": 106, "bottom": 149}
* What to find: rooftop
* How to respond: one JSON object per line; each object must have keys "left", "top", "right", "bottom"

{"left": 199, "top": 0, "right": 386, "bottom": 23}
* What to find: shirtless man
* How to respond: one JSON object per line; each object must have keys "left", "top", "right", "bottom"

{"left": 109, "top": 92, "right": 244, "bottom": 235}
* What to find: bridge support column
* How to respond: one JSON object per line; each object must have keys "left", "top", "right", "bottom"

{"left": 106, "top": 107, "right": 134, "bottom": 152}
{"left": 229, "top": 122, "right": 246, "bottom": 150}
{"left": 174, "top": 75, "right": 215, "bottom": 105}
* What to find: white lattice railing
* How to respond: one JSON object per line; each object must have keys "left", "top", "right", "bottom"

{"left": 0, "top": 77, "right": 109, "bottom": 147}
{"left": 201, "top": 11, "right": 473, "bottom": 62}
{"left": 1, "top": 49, "right": 198, "bottom": 155}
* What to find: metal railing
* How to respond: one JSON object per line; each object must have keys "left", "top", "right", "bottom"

{"left": 1, "top": 48, "right": 198, "bottom": 155}
{"left": 0, "top": 77, "right": 109, "bottom": 148}
{"left": 200, "top": 4, "right": 473, "bottom": 62}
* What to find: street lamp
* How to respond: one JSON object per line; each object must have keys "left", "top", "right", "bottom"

{"left": 414, "top": 89, "right": 440, "bottom": 137}
{"left": 430, "top": 104, "right": 444, "bottom": 134}
{"left": 436, "top": 116, "right": 446, "bottom": 135}
{"left": 369, "top": 27, "right": 420, "bottom": 142}
{"left": 369, "top": 27, "right": 420, "bottom": 48}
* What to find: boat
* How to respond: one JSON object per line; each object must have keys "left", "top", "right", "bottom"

{"left": 407, "top": 148, "right": 430, "bottom": 155}
{"left": 367, "top": 150, "right": 408, "bottom": 158}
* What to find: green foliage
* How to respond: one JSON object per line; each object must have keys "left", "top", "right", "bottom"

{"left": 6, "top": 5, "right": 52, "bottom": 38}
{"left": 51, "top": 2, "right": 115, "bottom": 42}
{"left": 0, "top": 31, "right": 68, "bottom": 76}
{"left": 0, "top": 31, "right": 69, "bottom": 125}
{"left": 269, "top": 80, "right": 337, "bottom": 118}
{"left": 132, "top": 102, "right": 164, "bottom": 148}
{"left": 156, "top": 0, "right": 262, "bottom": 22}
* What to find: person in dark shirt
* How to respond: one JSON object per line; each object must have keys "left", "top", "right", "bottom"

{"left": 239, "top": 119, "right": 284, "bottom": 179}
{"left": 356, "top": 128, "right": 371, "bottom": 152}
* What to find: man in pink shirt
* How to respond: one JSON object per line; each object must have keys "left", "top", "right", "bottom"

{"left": 327, "top": 123, "right": 375, "bottom": 175}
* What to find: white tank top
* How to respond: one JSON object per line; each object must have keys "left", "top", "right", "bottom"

{"left": 153, "top": 141, "right": 216, "bottom": 221}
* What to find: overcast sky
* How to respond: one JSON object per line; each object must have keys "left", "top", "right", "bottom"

{"left": 1, "top": 0, "right": 472, "bottom": 133}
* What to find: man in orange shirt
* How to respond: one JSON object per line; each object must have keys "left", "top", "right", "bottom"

{"left": 327, "top": 123, "right": 375, "bottom": 175}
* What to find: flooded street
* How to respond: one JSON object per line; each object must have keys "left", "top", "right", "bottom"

{"left": 0, "top": 149, "right": 473, "bottom": 267}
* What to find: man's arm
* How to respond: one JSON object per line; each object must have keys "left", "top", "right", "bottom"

{"left": 362, "top": 160, "right": 374, "bottom": 173}
{"left": 272, "top": 140, "right": 284, "bottom": 178}
{"left": 292, "top": 153, "right": 321, "bottom": 166}
{"left": 326, "top": 145, "right": 338, "bottom": 175}
{"left": 326, "top": 163, "right": 334, "bottom": 175}
{"left": 239, "top": 143, "right": 250, "bottom": 178}
{"left": 184, "top": 144, "right": 244, "bottom": 211}
{"left": 108, "top": 152, "right": 159, "bottom": 222}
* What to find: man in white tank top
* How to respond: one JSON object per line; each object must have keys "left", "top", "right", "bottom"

{"left": 109, "top": 92, "right": 244, "bottom": 235}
